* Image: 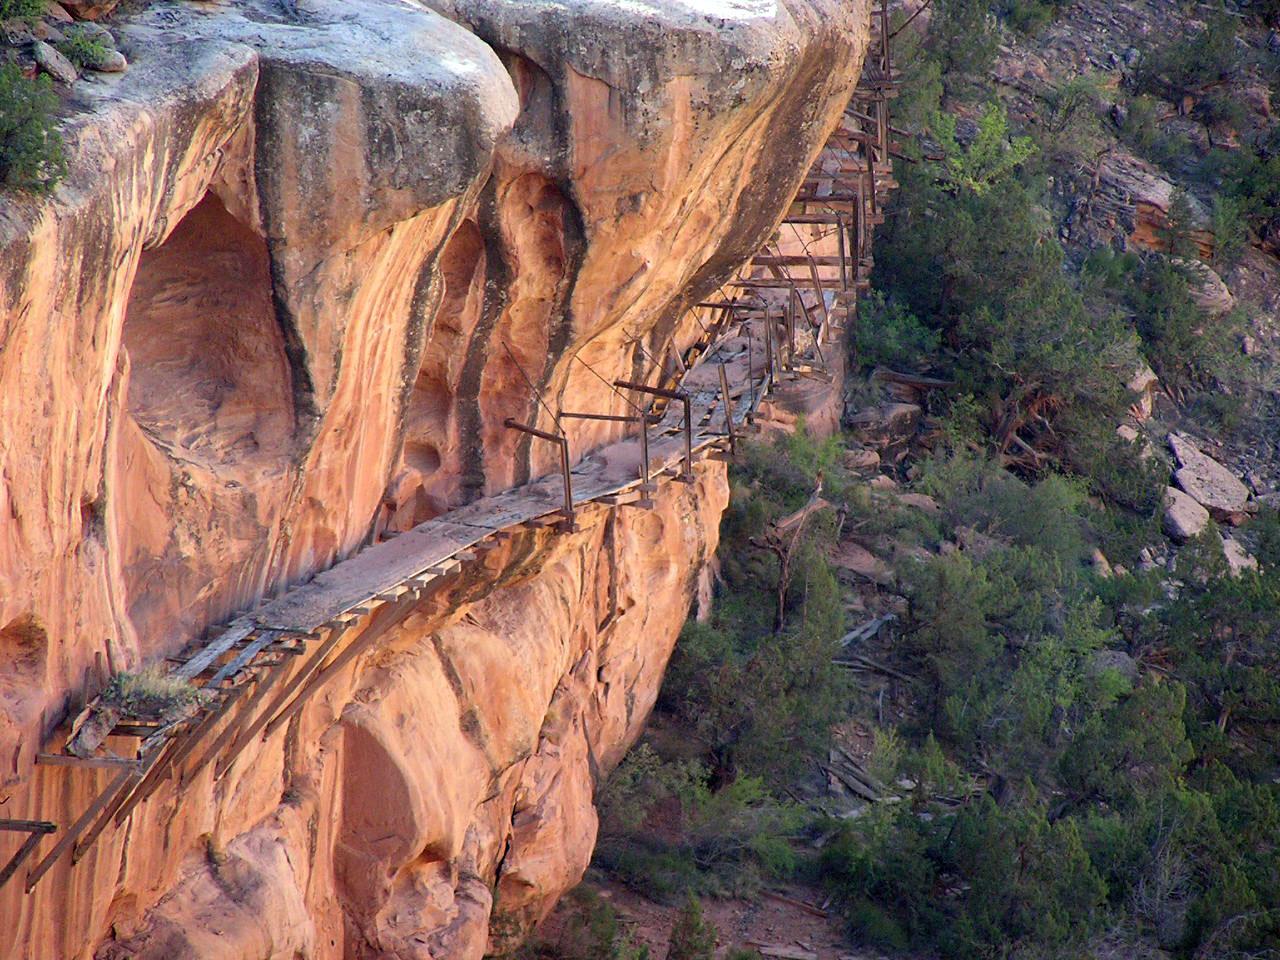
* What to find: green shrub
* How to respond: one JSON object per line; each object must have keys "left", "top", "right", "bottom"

{"left": 853, "top": 291, "right": 939, "bottom": 372}
{"left": 56, "top": 30, "right": 112, "bottom": 70}
{"left": 102, "top": 666, "right": 201, "bottom": 718}
{"left": 1211, "top": 193, "right": 1249, "bottom": 269}
{"left": 0, "top": 0, "right": 45, "bottom": 22}
{"left": 519, "top": 889, "right": 650, "bottom": 960}
{"left": 1128, "top": 255, "right": 1240, "bottom": 391}
{"left": 1221, "top": 127, "right": 1280, "bottom": 233}
{"left": 928, "top": 0, "right": 999, "bottom": 97}
{"left": 665, "top": 898, "right": 716, "bottom": 960}
{"left": 993, "top": 0, "right": 1069, "bottom": 33}
{"left": 0, "top": 63, "right": 66, "bottom": 193}
{"left": 1133, "top": 13, "right": 1241, "bottom": 101}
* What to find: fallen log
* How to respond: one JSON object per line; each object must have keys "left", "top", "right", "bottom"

{"left": 761, "top": 889, "right": 830, "bottom": 919}
{"left": 750, "top": 943, "right": 819, "bottom": 960}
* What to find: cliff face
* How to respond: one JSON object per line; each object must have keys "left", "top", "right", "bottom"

{"left": 0, "top": 0, "right": 868, "bottom": 956}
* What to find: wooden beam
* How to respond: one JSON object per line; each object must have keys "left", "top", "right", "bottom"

{"left": 35, "top": 753, "right": 141, "bottom": 770}
{"left": 25, "top": 766, "right": 135, "bottom": 891}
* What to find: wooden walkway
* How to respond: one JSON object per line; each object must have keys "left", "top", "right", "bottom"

{"left": 1, "top": 10, "right": 898, "bottom": 894}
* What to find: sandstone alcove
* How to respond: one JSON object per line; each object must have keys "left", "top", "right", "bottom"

{"left": 121, "top": 192, "right": 293, "bottom": 471}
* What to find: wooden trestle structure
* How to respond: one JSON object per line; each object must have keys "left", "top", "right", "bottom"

{"left": 0, "top": 9, "right": 898, "bottom": 895}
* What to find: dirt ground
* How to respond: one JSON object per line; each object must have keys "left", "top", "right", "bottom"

{"left": 535, "top": 877, "right": 886, "bottom": 960}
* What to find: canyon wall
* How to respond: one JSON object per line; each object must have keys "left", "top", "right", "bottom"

{"left": 0, "top": 0, "right": 868, "bottom": 956}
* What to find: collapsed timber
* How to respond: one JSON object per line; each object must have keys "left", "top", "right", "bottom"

{"left": 0, "top": 9, "right": 898, "bottom": 896}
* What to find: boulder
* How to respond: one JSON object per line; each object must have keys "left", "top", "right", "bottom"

{"left": 847, "top": 401, "right": 921, "bottom": 447}
{"left": 842, "top": 447, "right": 880, "bottom": 471}
{"left": 1126, "top": 362, "right": 1159, "bottom": 420}
{"left": 1171, "top": 258, "right": 1235, "bottom": 315}
{"left": 1089, "top": 649, "right": 1139, "bottom": 683}
{"left": 78, "top": 42, "right": 126, "bottom": 72}
{"left": 32, "top": 39, "right": 76, "bottom": 83}
{"left": 1222, "top": 538, "right": 1258, "bottom": 576}
{"left": 895, "top": 492, "right": 940, "bottom": 514}
{"left": 1088, "top": 547, "right": 1114, "bottom": 578}
{"left": 1164, "top": 486, "right": 1209, "bottom": 542}
{"left": 57, "top": 0, "right": 119, "bottom": 19}
{"left": 1168, "top": 433, "right": 1250, "bottom": 522}
{"left": 830, "top": 541, "right": 893, "bottom": 586}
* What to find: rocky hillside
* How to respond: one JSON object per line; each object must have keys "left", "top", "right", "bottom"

{"left": 0, "top": 0, "right": 870, "bottom": 957}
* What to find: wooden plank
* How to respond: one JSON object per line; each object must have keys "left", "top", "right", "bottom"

{"left": 0, "top": 820, "right": 56, "bottom": 833}
{"left": 173, "top": 620, "right": 255, "bottom": 683}
{"left": 203, "top": 629, "right": 285, "bottom": 689}
{"left": 252, "top": 521, "right": 483, "bottom": 632}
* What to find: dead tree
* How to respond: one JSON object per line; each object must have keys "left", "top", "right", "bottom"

{"left": 750, "top": 473, "right": 830, "bottom": 632}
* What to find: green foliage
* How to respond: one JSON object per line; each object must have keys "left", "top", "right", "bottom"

{"left": 992, "top": 0, "right": 1069, "bottom": 33}
{"left": 665, "top": 898, "right": 716, "bottom": 960}
{"left": 520, "top": 889, "right": 650, "bottom": 960}
{"left": 658, "top": 431, "right": 852, "bottom": 781}
{"left": 594, "top": 746, "right": 806, "bottom": 901}
{"left": 853, "top": 292, "right": 940, "bottom": 371}
{"left": 816, "top": 444, "right": 1280, "bottom": 957}
{"left": 0, "top": 0, "right": 44, "bottom": 22}
{"left": 927, "top": 0, "right": 999, "bottom": 97}
{"left": 1220, "top": 126, "right": 1280, "bottom": 233}
{"left": 56, "top": 30, "right": 112, "bottom": 70}
{"left": 1127, "top": 255, "right": 1241, "bottom": 391}
{"left": 875, "top": 118, "right": 1141, "bottom": 473}
{"left": 931, "top": 104, "right": 1037, "bottom": 196}
{"left": 1031, "top": 74, "right": 1104, "bottom": 166}
{"left": 1133, "top": 12, "right": 1242, "bottom": 101}
{"left": 1161, "top": 188, "right": 1201, "bottom": 260}
{"left": 1211, "top": 193, "right": 1248, "bottom": 270}
{"left": 0, "top": 63, "right": 66, "bottom": 193}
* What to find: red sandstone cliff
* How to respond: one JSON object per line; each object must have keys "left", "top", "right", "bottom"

{"left": 0, "top": 0, "right": 869, "bottom": 955}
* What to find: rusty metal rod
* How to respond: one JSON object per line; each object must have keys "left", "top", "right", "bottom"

{"left": 614, "top": 380, "right": 693, "bottom": 482}
{"left": 504, "top": 419, "right": 575, "bottom": 527}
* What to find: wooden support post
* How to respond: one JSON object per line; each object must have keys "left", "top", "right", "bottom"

{"left": 0, "top": 821, "right": 55, "bottom": 891}
{"left": 503, "top": 419, "right": 575, "bottom": 530}
{"left": 192, "top": 658, "right": 290, "bottom": 783}
{"left": 784, "top": 289, "right": 797, "bottom": 370}
{"left": 836, "top": 213, "right": 849, "bottom": 293}
{"left": 73, "top": 750, "right": 164, "bottom": 863}
{"left": 763, "top": 307, "right": 776, "bottom": 389}
{"left": 259, "top": 594, "right": 423, "bottom": 740}
{"left": 25, "top": 767, "right": 134, "bottom": 891}
{"left": 560, "top": 410, "right": 653, "bottom": 504}
{"left": 718, "top": 362, "right": 738, "bottom": 457}
{"left": 35, "top": 753, "right": 141, "bottom": 770}
{"left": 230, "top": 624, "right": 352, "bottom": 752}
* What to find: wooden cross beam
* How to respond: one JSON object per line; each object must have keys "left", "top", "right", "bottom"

{"left": 0, "top": 820, "right": 55, "bottom": 890}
